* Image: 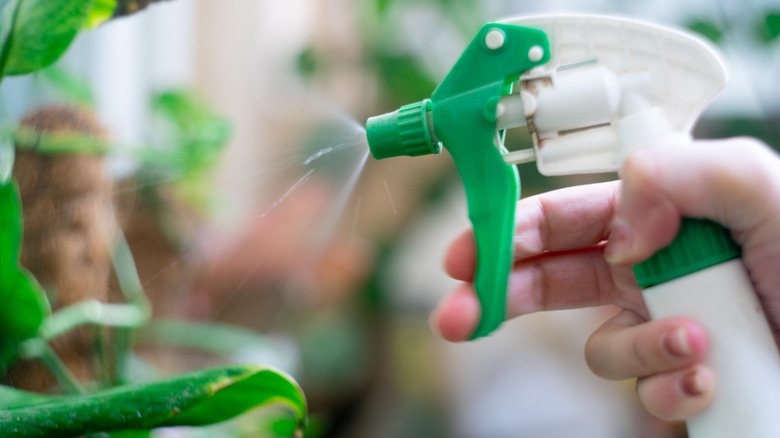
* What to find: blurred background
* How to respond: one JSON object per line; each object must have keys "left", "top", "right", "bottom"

{"left": 3, "top": 0, "right": 780, "bottom": 437}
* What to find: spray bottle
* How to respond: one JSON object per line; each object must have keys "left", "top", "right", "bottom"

{"left": 365, "top": 14, "right": 780, "bottom": 437}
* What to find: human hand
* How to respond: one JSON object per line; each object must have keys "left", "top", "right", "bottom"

{"left": 432, "top": 138, "right": 780, "bottom": 421}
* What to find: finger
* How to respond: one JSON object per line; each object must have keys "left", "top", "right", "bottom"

{"left": 606, "top": 138, "right": 780, "bottom": 265}
{"left": 444, "top": 230, "right": 476, "bottom": 282}
{"left": 636, "top": 365, "right": 716, "bottom": 421}
{"left": 585, "top": 310, "right": 708, "bottom": 380}
{"left": 435, "top": 246, "right": 640, "bottom": 342}
{"left": 506, "top": 245, "right": 641, "bottom": 316}
{"left": 513, "top": 181, "right": 619, "bottom": 257}
{"left": 444, "top": 181, "right": 620, "bottom": 281}
{"left": 431, "top": 283, "right": 480, "bottom": 342}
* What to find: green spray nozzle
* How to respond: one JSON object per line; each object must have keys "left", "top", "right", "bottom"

{"left": 366, "top": 23, "right": 550, "bottom": 339}
{"left": 366, "top": 99, "right": 440, "bottom": 159}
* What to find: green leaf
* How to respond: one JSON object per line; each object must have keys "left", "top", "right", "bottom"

{"left": 0, "top": 340, "right": 18, "bottom": 371}
{"left": 0, "top": 384, "right": 50, "bottom": 409}
{"left": 686, "top": 19, "right": 724, "bottom": 44}
{"left": 2, "top": 0, "right": 93, "bottom": 76}
{"left": 148, "top": 90, "right": 232, "bottom": 174}
{"left": 84, "top": 0, "right": 116, "bottom": 29}
{"left": 0, "top": 181, "right": 50, "bottom": 341}
{"left": 758, "top": 13, "right": 780, "bottom": 43}
{"left": 0, "top": 365, "right": 307, "bottom": 437}
{"left": 160, "top": 367, "right": 306, "bottom": 428}
{"left": 0, "top": 181, "right": 21, "bottom": 265}
{"left": 0, "top": 0, "right": 22, "bottom": 78}
{"left": 0, "top": 269, "right": 49, "bottom": 341}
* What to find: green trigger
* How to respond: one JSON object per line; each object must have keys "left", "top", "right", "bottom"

{"left": 366, "top": 23, "right": 550, "bottom": 339}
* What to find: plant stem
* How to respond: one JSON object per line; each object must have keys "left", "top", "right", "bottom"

{"left": 112, "top": 328, "right": 133, "bottom": 385}
{"left": 19, "top": 338, "right": 86, "bottom": 394}
{"left": 112, "top": 230, "right": 150, "bottom": 309}
{"left": 92, "top": 324, "right": 112, "bottom": 387}
{"left": 110, "top": 229, "right": 151, "bottom": 384}
{"left": 12, "top": 125, "right": 110, "bottom": 155}
{"left": 41, "top": 300, "right": 150, "bottom": 340}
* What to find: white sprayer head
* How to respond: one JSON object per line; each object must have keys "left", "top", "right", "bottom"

{"left": 496, "top": 14, "right": 728, "bottom": 175}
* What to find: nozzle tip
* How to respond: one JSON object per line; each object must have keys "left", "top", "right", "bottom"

{"left": 366, "top": 99, "right": 440, "bottom": 160}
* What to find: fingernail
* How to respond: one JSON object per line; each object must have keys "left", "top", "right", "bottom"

{"left": 605, "top": 218, "right": 633, "bottom": 263}
{"left": 680, "top": 370, "right": 705, "bottom": 397}
{"left": 663, "top": 326, "right": 691, "bottom": 358}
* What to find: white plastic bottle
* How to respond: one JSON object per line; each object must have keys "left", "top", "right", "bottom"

{"left": 637, "top": 222, "right": 780, "bottom": 438}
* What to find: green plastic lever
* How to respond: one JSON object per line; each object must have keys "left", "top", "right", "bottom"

{"left": 366, "top": 23, "right": 550, "bottom": 339}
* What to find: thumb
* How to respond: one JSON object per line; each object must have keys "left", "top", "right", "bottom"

{"left": 605, "top": 138, "right": 780, "bottom": 265}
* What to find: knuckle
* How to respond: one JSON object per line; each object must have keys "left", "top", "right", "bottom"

{"left": 584, "top": 332, "right": 607, "bottom": 376}
{"left": 585, "top": 310, "right": 651, "bottom": 380}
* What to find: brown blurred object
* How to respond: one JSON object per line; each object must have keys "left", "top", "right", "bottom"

{"left": 115, "top": 184, "right": 200, "bottom": 321}
{"left": 192, "top": 180, "right": 374, "bottom": 329}
{"left": 8, "top": 105, "right": 116, "bottom": 391}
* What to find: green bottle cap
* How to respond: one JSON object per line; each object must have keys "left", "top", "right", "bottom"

{"left": 366, "top": 99, "right": 441, "bottom": 160}
{"left": 633, "top": 218, "right": 741, "bottom": 289}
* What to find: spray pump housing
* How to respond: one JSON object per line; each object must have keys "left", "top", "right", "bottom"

{"left": 367, "top": 14, "right": 727, "bottom": 338}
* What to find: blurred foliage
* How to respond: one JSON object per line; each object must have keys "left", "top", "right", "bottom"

{"left": 687, "top": 9, "right": 780, "bottom": 47}
{"left": 696, "top": 117, "right": 780, "bottom": 154}
{"left": 0, "top": 183, "right": 306, "bottom": 435}
{"left": 137, "top": 319, "right": 292, "bottom": 362}
{"left": 298, "top": 312, "right": 370, "bottom": 393}
{"left": 37, "top": 64, "right": 95, "bottom": 107}
{"left": 297, "top": 46, "right": 318, "bottom": 80}
{"left": 296, "top": 0, "right": 486, "bottom": 110}
{"left": 758, "top": 12, "right": 780, "bottom": 43}
{"left": 686, "top": 19, "right": 724, "bottom": 44}
{"left": 11, "top": 125, "right": 110, "bottom": 154}
{"left": 684, "top": 8, "right": 780, "bottom": 149}
{"left": 142, "top": 89, "right": 232, "bottom": 213}
{"left": 0, "top": 1, "right": 306, "bottom": 437}
{"left": 373, "top": 54, "right": 438, "bottom": 110}
{"left": 147, "top": 90, "right": 231, "bottom": 176}
{"left": 364, "top": 0, "right": 483, "bottom": 108}
{"left": 8, "top": 79, "right": 233, "bottom": 213}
